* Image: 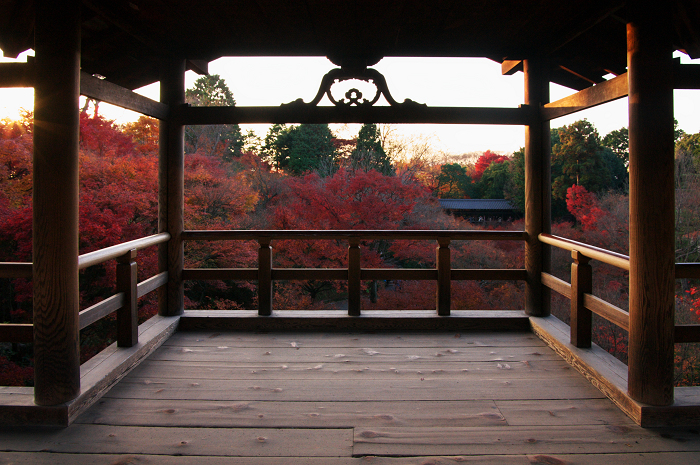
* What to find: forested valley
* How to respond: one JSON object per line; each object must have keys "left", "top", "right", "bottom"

{"left": 2, "top": 75, "right": 700, "bottom": 386}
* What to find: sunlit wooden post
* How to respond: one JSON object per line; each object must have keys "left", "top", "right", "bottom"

{"left": 524, "top": 58, "right": 551, "bottom": 317}
{"left": 348, "top": 238, "right": 361, "bottom": 316}
{"left": 116, "top": 250, "right": 138, "bottom": 347}
{"left": 570, "top": 250, "right": 592, "bottom": 348}
{"left": 159, "top": 59, "right": 185, "bottom": 316}
{"left": 32, "top": 0, "right": 81, "bottom": 406}
{"left": 258, "top": 238, "right": 273, "bottom": 316}
{"left": 626, "top": 4, "right": 675, "bottom": 406}
{"left": 436, "top": 238, "right": 451, "bottom": 316}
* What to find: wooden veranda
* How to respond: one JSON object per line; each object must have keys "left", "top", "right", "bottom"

{"left": 1, "top": 1, "right": 700, "bottom": 448}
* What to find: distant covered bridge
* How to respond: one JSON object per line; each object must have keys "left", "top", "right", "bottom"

{"left": 438, "top": 199, "right": 519, "bottom": 222}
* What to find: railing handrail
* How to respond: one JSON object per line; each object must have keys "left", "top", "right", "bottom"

{"left": 78, "top": 232, "right": 171, "bottom": 270}
{"left": 183, "top": 229, "right": 527, "bottom": 241}
{"left": 0, "top": 262, "right": 32, "bottom": 278}
{"left": 538, "top": 233, "right": 630, "bottom": 270}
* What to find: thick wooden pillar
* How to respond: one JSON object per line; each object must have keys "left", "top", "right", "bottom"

{"left": 32, "top": 0, "right": 81, "bottom": 405}
{"left": 524, "top": 58, "right": 551, "bottom": 316}
{"left": 158, "top": 59, "right": 186, "bottom": 316}
{"left": 626, "top": 5, "right": 675, "bottom": 406}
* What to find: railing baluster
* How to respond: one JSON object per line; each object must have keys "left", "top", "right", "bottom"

{"left": 436, "top": 238, "right": 451, "bottom": 316}
{"left": 258, "top": 238, "right": 273, "bottom": 316}
{"left": 348, "top": 238, "right": 361, "bottom": 316}
{"left": 571, "top": 250, "right": 592, "bottom": 348}
{"left": 116, "top": 249, "right": 138, "bottom": 347}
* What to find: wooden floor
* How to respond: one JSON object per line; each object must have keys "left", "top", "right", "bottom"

{"left": 2, "top": 330, "right": 700, "bottom": 464}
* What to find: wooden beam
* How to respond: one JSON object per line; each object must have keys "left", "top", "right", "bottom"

{"left": 177, "top": 105, "right": 535, "bottom": 126}
{"left": 524, "top": 58, "right": 550, "bottom": 317}
{"left": 258, "top": 239, "right": 272, "bottom": 316}
{"left": 79, "top": 293, "right": 125, "bottom": 330}
{"left": 80, "top": 72, "right": 169, "bottom": 120}
{"left": 674, "top": 63, "right": 700, "bottom": 89}
{"left": 181, "top": 229, "right": 527, "bottom": 242}
{"left": 542, "top": 73, "right": 628, "bottom": 120}
{"left": 626, "top": 4, "right": 676, "bottom": 407}
{"left": 675, "top": 325, "right": 700, "bottom": 344}
{"left": 159, "top": 59, "right": 186, "bottom": 317}
{"left": 451, "top": 269, "right": 527, "bottom": 281}
{"left": 32, "top": 0, "right": 81, "bottom": 406}
{"left": 136, "top": 271, "right": 168, "bottom": 298}
{"left": 273, "top": 268, "right": 347, "bottom": 281}
{"left": 187, "top": 60, "right": 209, "bottom": 76}
{"left": 0, "top": 61, "right": 34, "bottom": 87}
{"left": 583, "top": 294, "right": 630, "bottom": 332}
{"left": 676, "top": 263, "right": 700, "bottom": 279}
{"left": 0, "top": 262, "right": 32, "bottom": 278}
{"left": 501, "top": 60, "right": 522, "bottom": 75}
{"left": 182, "top": 268, "right": 257, "bottom": 281}
{"left": 0, "top": 324, "right": 33, "bottom": 343}
{"left": 541, "top": 272, "right": 572, "bottom": 299}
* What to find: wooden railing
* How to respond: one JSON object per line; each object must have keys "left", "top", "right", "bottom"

{"left": 0, "top": 233, "right": 170, "bottom": 346}
{"left": 539, "top": 233, "right": 700, "bottom": 346}
{"left": 182, "top": 229, "right": 527, "bottom": 316}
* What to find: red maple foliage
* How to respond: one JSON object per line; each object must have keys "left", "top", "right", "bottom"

{"left": 472, "top": 150, "right": 508, "bottom": 181}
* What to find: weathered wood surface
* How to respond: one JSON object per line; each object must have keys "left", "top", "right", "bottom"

{"left": 352, "top": 425, "right": 700, "bottom": 456}
{"left": 3, "top": 452, "right": 700, "bottom": 465}
{"left": 5, "top": 330, "right": 700, "bottom": 463}
{"left": 79, "top": 71, "right": 169, "bottom": 120}
{"left": 176, "top": 105, "right": 535, "bottom": 126}
{"left": 541, "top": 73, "right": 628, "bottom": 120}
{"left": 0, "top": 323, "right": 33, "bottom": 343}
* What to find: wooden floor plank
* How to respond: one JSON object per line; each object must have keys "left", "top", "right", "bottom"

{"left": 165, "top": 331, "right": 544, "bottom": 348}
{"left": 3, "top": 453, "right": 700, "bottom": 465}
{"left": 76, "top": 399, "right": 506, "bottom": 428}
{"left": 9, "top": 330, "right": 697, "bottom": 462}
{"left": 146, "top": 345, "right": 561, "bottom": 363}
{"left": 352, "top": 425, "right": 700, "bottom": 456}
{"left": 104, "top": 376, "right": 603, "bottom": 402}
{"left": 496, "top": 399, "right": 638, "bottom": 426}
{"left": 125, "top": 359, "right": 576, "bottom": 381}
{"left": 0, "top": 425, "right": 352, "bottom": 457}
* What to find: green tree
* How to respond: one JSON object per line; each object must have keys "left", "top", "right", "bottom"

{"left": 504, "top": 148, "right": 525, "bottom": 212}
{"left": 602, "top": 127, "right": 629, "bottom": 164}
{"left": 478, "top": 159, "right": 511, "bottom": 199}
{"left": 267, "top": 124, "right": 337, "bottom": 175}
{"left": 349, "top": 123, "right": 393, "bottom": 175}
{"left": 185, "top": 74, "right": 243, "bottom": 160}
{"left": 551, "top": 120, "right": 612, "bottom": 200}
{"left": 436, "top": 163, "right": 473, "bottom": 198}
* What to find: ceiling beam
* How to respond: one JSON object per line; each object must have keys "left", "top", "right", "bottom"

{"left": 542, "top": 73, "right": 627, "bottom": 120}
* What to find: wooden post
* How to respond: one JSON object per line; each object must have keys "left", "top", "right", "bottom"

{"left": 436, "top": 238, "right": 451, "bottom": 316}
{"left": 159, "top": 59, "right": 185, "bottom": 316}
{"left": 626, "top": 5, "right": 675, "bottom": 406}
{"left": 570, "top": 250, "right": 592, "bottom": 348}
{"left": 524, "top": 57, "right": 550, "bottom": 317}
{"left": 116, "top": 250, "right": 138, "bottom": 347}
{"left": 348, "top": 238, "right": 361, "bottom": 316}
{"left": 32, "top": 0, "right": 81, "bottom": 406}
{"left": 258, "top": 238, "right": 273, "bottom": 316}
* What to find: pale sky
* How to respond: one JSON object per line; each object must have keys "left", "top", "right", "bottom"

{"left": 2, "top": 50, "right": 699, "bottom": 156}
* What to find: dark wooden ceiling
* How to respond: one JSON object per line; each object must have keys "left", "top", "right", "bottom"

{"left": 1, "top": 1, "right": 699, "bottom": 91}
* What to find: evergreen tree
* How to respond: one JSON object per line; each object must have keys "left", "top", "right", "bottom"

{"left": 350, "top": 123, "right": 394, "bottom": 175}
{"left": 185, "top": 74, "right": 243, "bottom": 160}
{"left": 551, "top": 120, "right": 612, "bottom": 200}
{"left": 267, "top": 124, "right": 337, "bottom": 175}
